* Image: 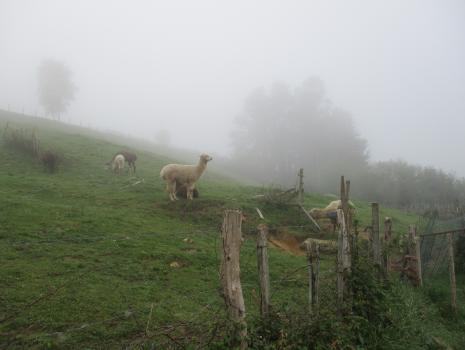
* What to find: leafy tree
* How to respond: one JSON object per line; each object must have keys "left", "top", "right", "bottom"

{"left": 230, "top": 78, "right": 368, "bottom": 193}
{"left": 37, "top": 59, "right": 76, "bottom": 121}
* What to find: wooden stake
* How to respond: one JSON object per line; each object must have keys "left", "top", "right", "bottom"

{"left": 220, "top": 210, "right": 247, "bottom": 349}
{"left": 384, "top": 217, "right": 392, "bottom": 272}
{"left": 299, "top": 204, "right": 321, "bottom": 232}
{"left": 337, "top": 209, "right": 351, "bottom": 313}
{"left": 313, "top": 242, "right": 320, "bottom": 313}
{"left": 306, "top": 241, "right": 320, "bottom": 315}
{"left": 257, "top": 224, "right": 270, "bottom": 316}
{"left": 414, "top": 236, "right": 423, "bottom": 287}
{"left": 447, "top": 233, "right": 457, "bottom": 312}
{"left": 298, "top": 168, "right": 304, "bottom": 205}
{"left": 306, "top": 241, "right": 313, "bottom": 314}
{"left": 371, "top": 203, "right": 381, "bottom": 266}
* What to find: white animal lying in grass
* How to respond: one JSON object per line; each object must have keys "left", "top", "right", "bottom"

{"left": 309, "top": 199, "right": 356, "bottom": 232}
{"left": 160, "top": 153, "right": 212, "bottom": 201}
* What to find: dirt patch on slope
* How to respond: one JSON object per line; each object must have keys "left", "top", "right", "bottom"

{"left": 269, "top": 233, "right": 306, "bottom": 256}
{"left": 268, "top": 230, "right": 337, "bottom": 256}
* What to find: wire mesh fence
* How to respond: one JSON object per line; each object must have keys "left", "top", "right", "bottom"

{"left": 420, "top": 214, "right": 465, "bottom": 312}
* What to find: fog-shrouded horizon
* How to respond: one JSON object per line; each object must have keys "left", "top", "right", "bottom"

{"left": 1, "top": 1, "right": 465, "bottom": 175}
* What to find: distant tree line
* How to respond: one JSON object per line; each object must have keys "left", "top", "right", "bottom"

{"left": 229, "top": 78, "right": 465, "bottom": 211}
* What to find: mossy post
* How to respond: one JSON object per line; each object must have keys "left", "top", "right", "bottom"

{"left": 337, "top": 176, "right": 351, "bottom": 314}
{"left": 306, "top": 240, "right": 320, "bottom": 314}
{"left": 313, "top": 242, "right": 320, "bottom": 313}
{"left": 221, "top": 210, "right": 247, "bottom": 349}
{"left": 371, "top": 203, "right": 381, "bottom": 267}
{"left": 447, "top": 233, "right": 457, "bottom": 312}
{"left": 407, "top": 225, "right": 422, "bottom": 286}
{"left": 297, "top": 168, "right": 304, "bottom": 205}
{"left": 384, "top": 217, "right": 392, "bottom": 272}
{"left": 306, "top": 240, "right": 313, "bottom": 313}
{"left": 257, "top": 224, "right": 270, "bottom": 317}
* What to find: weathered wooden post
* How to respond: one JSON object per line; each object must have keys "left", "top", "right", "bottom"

{"left": 337, "top": 177, "right": 352, "bottom": 314}
{"left": 384, "top": 217, "right": 392, "bottom": 272}
{"left": 414, "top": 230, "right": 423, "bottom": 287}
{"left": 344, "top": 180, "right": 351, "bottom": 232}
{"left": 220, "top": 210, "right": 247, "bottom": 349}
{"left": 306, "top": 240, "right": 320, "bottom": 314}
{"left": 447, "top": 233, "right": 457, "bottom": 312}
{"left": 298, "top": 168, "right": 304, "bottom": 205}
{"left": 306, "top": 241, "right": 313, "bottom": 313}
{"left": 257, "top": 224, "right": 270, "bottom": 317}
{"left": 337, "top": 208, "right": 351, "bottom": 313}
{"left": 312, "top": 242, "right": 320, "bottom": 313}
{"left": 405, "top": 225, "right": 422, "bottom": 287}
{"left": 371, "top": 203, "right": 381, "bottom": 266}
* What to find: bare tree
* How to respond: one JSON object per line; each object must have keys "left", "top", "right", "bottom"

{"left": 37, "top": 59, "right": 76, "bottom": 121}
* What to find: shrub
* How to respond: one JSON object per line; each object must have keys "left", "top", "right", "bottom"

{"left": 40, "top": 150, "right": 60, "bottom": 173}
{"left": 2, "top": 123, "right": 39, "bottom": 157}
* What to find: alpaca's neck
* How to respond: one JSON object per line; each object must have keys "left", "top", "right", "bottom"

{"left": 195, "top": 159, "right": 208, "bottom": 177}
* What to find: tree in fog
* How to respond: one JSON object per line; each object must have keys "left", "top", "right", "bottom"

{"left": 359, "top": 160, "right": 465, "bottom": 211}
{"left": 155, "top": 129, "right": 171, "bottom": 146}
{"left": 37, "top": 59, "right": 76, "bottom": 121}
{"left": 230, "top": 78, "right": 368, "bottom": 193}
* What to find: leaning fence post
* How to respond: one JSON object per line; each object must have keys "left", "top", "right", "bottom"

{"left": 257, "top": 224, "right": 270, "bottom": 317}
{"left": 220, "top": 210, "right": 247, "bottom": 349}
{"left": 371, "top": 203, "right": 381, "bottom": 266}
{"left": 447, "top": 233, "right": 457, "bottom": 312}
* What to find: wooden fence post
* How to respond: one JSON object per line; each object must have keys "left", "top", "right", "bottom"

{"left": 297, "top": 168, "right": 304, "bottom": 205}
{"left": 306, "top": 241, "right": 313, "bottom": 313}
{"left": 447, "top": 233, "right": 457, "bottom": 312}
{"left": 257, "top": 224, "right": 270, "bottom": 317}
{"left": 313, "top": 242, "right": 320, "bottom": 313}
{"left": 384, "top": 217, "right": 392, "bottom": 272}
{"left": 371, "top": 203, "right": 381, "bottom": 266}
{"left": 306, "top": 241, "right": 320, "bottom": 315}
{"left": 337, "top": 209, "right": 351, "bottom": 313}
{"left": 414, "top": 235, "right": 423, "bottom": 287}
{"left": 220, "top": 210, "right": 247, "bottom": 349}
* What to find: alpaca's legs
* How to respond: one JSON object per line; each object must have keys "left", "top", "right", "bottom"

{"left": 186, "top": 184, "right": 195, "bottom": 200}
{"left": 167, "top": 180, "right": 178, "bottom": 201}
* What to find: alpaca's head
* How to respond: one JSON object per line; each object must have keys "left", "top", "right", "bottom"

{"left": 200, "top": 153, "right": 213, "bottom": 163}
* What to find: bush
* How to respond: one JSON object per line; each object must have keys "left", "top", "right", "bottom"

{"left": 2, "top": 123, "right": 39, "bottom": 157}
{"left": 40, "top": 150, "right": 60, "bottom": 173}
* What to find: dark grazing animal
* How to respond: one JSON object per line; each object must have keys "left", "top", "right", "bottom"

{"left": 112, "top": 150, "right": 137, "bottom": 173}
{"left": 40, "top": 151, "right": 59, "bottom": 173}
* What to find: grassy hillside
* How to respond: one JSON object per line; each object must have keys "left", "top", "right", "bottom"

{"left": 0, "top": 110, "right": 462, "bottom": 349}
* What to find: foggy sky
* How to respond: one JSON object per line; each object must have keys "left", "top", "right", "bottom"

{"left": 1, "top": 1, "right": 465, "bottom": 175}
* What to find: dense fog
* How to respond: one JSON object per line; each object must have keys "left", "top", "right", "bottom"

{"left": 1, "top": 0, "right": 465, "bottom": 182}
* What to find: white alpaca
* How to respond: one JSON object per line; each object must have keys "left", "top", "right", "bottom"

{"left": 309, "top": 200, "right": 356, "bottom": 232}
{"left": 160, "top": 153, "right": 212, "bottom": 201}
{"left": 309, "top": 200, "right": 355, "bottom": 219}
{"left": 112, "top": 154, "right": 125, "bottom": 175}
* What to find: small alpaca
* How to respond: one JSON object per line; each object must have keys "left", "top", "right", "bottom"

{"left": 160, "top": 153, "right": 212, "bottom": 201}
{"left": 112, "top": 150, "right": 137, "bottom": 173}
{"left": 111, "top": 154, "right": 125, "bottom": 175}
